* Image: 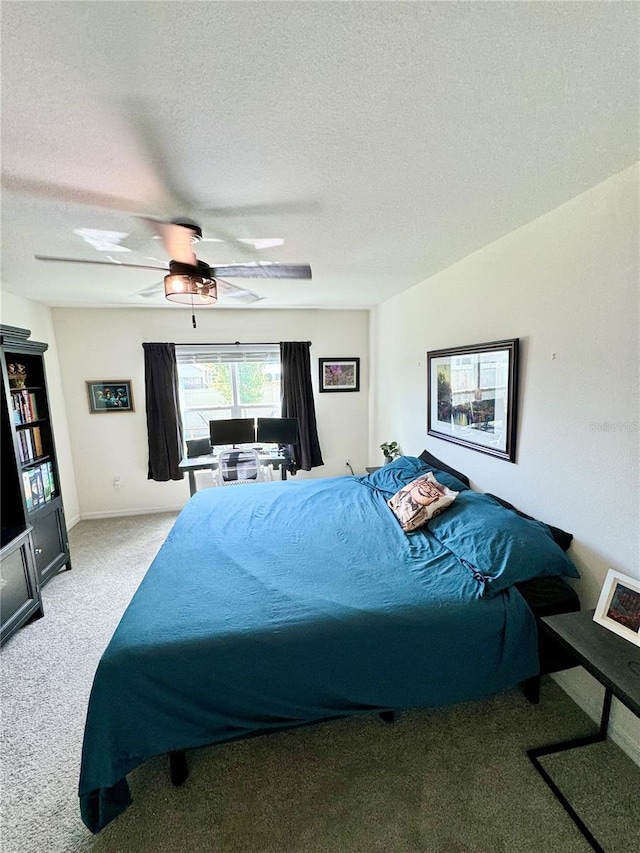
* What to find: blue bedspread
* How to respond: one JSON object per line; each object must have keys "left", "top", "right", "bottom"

{"left": 79, "top": 473, "right": 540, "bottom": 832}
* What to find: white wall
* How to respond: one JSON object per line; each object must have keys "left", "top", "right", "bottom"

{"left": 370, "top": 164, "right": 640, "bottom": 761}
{"left": 51, "top": 307, "right": 369, "bottom": 517}
{"left": 0, "top": 292, "right": 80, "bottom": 526}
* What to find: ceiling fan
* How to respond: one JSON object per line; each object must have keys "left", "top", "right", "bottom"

{"left": 5, "top": 105, "right": 315, "bottom": 320}
{"left": 34, "top": 217, "right": 312, "bottom": 319}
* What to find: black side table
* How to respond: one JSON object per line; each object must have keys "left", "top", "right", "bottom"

{"left": 527, "top": 609, "right": 640, "bottom": 853}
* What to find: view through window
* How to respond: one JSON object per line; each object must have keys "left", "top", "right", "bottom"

{"left": 176, "top": 344, "right": 281, "bottom": 441}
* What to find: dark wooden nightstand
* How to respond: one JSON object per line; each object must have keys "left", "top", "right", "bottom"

{"left": 527, "top": 609, "right": 640, "bottom": 853}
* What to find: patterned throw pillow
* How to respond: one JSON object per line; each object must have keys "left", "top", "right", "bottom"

{"left": 387, "top": 471, "right": 458, "bottom": 532}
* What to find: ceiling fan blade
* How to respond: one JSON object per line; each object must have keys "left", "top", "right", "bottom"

{"left": 139, "top": 217, "right": 197, "bottom": 265}
{"left": 137, "top": 281, "right": 164, "bottom": 297}
{"left": 197, "top": 224, "right": 259, "bottom": 259}
{"left": 34, "top": 255, "right": 169, "bottom": 272}
{"left": 200, "top": 200, "right": 321, "bottom": 218}
{"left": 121, "top": 102, "right": 259, "bottom": 258}
{"left": 216, "top": 279, "right": 263, "bottom": 304}
{"left": 138, "top": 211, "right": 257, "bottom": 261}
{"left": 210, "top": 263, "right": 312, "bottom": 280}
{"left": 2, "top": 174, "right": 151, "bottom": 214}
{"left": 122, "top": 101, "right": 196, "bottom": 213}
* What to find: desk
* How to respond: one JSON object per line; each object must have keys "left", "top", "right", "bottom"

{"left": 527, "top": 609, "right": 640, "bottom": 853}
{"left": 179, "top": 453, "right": 289, "bottom": 497}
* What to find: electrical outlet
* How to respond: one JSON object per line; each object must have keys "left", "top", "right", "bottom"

{"left": 113, "top": 475, "right": 123, "bottom": 489}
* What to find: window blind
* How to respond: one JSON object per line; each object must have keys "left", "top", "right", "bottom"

{"left": 175, "top": 344, "right": 280, "bottom": 365}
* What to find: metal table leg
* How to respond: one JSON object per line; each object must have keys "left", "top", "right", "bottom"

{"left": 169, "top": 750, "right": 189, "bottom": 786}
{"left": 527, "top": 686, "right": 613, "bottom": 853}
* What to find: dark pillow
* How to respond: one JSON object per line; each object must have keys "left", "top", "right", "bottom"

{"left": 486, "top": 494, "right": 573, "bottom": 552}
{"left": 418, "top": 449, "right": 470, "bottom": 487}
{"left": 427, "top": 490, "right": 580, "bottom": 597}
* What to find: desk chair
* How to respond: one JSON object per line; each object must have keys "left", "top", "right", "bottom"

{"left": 215, "top": 449, "right": 271, "bottom": 486}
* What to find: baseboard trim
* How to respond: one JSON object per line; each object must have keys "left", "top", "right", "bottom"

{"left": 79, "top": 506, "right": 184, "bottom": 520}
{"left": 551, "top": 671, "right": 640, "bottom": 766}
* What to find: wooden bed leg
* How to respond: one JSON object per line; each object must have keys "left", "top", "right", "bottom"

{"left": 379, "top": 710, "right": 398, "bottom": 724}
{"left": 169, "top": 750, "right": 189, "bottom": 786}
{"left": 522, "top": 676, "right": 541, "bottom": 705}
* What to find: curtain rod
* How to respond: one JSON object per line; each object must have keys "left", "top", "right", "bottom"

{"left": 175, "top": 341, "right": 312, "bottom": 347}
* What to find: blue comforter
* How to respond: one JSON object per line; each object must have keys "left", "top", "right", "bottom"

{"left": 79, "top": 470, "right": 542, "bottom": 832}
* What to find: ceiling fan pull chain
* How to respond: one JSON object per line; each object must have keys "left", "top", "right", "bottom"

{"left": 190, "top": 294, "right": 197, "bottom": 329}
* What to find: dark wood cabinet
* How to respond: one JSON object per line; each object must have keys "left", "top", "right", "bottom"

{"left": 0, "top": 527, "right": 43, "bottom": 646}
{"left": 31, "top": 498, "right": 69, "bottom": 585}
{"left": 1, "top": 324, "right": 71, "bottom": 637}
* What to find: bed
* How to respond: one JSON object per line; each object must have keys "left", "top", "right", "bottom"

{"left": 78, "top": 456, "right": 579, "bottom": 833}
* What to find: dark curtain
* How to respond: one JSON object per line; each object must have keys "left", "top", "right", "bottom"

{"left": 143, "top": 342, "right": 184, "bottom": 481}
{"left": 280, "top": 341, "right": 324, "bottom": 472}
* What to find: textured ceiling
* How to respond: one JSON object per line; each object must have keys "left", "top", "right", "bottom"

{"left": 1, "top": 2, "right": 638, "bottom": 310}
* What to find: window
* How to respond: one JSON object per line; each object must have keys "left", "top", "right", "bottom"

{"left": 176, "top": 344, "right": 281, "bottom": 441}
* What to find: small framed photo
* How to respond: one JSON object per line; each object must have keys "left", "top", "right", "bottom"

{"left": 319, "top": 358, "right": 360, "bottom": 393}
{"left": 593, "top": 569, "right": 640, "bottom": 646}
{"left": 86, "top": 380, "right": 134, "bottom": 413}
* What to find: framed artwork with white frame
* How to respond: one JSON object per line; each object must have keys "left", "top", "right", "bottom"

{"left": 593, "top": 569, "right": 640, "bottom": 647}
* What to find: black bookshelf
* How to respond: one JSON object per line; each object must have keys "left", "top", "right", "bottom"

{"left": 1, "top": 325, "right": 71, "bottom": 606}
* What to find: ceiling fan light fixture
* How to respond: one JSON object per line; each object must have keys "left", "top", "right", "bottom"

{"left": 163, "top": 275, "right": 218, "bottom": 304}
{"left": 163, "top": 259, "right": 218, "bottom": 305}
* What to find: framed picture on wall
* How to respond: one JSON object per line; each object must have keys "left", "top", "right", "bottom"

{"left": 593, "top": 569, "right": 640, "bottom": 647}
{"left": 318, "top": 358, "right": 360, "bottom": 392}
{"left": 427, "top": 339, "right": 519, "bottom": 462}
{"left": 86, "top": 380, "right": 135, "bottom": 413}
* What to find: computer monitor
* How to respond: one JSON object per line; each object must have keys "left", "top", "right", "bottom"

{"left": 256, "top": 417, "right": 298, "bottom": 445}
{"left": 209, "top": 417, "right": 255, "bottom": 447}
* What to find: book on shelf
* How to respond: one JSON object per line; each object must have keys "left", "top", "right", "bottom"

{"left": 21, "top": 462, "right": 55, "bottom": 511}
{"left": 11, "top": 389, "right": 39, "bottom": 424}
{"left": 30, "top": 467, "right": 45, "bottom": 509}
{"left": 32, "top": 426, "right": 43, "bottom": 458}
{"left": 43, "top": 461, "right": 54, "bottom": 500}
{"left": 12, "top": 395, "right": 22, "bottom": 425}
{"left": 18, "top": 430, "right": 31, "bottom": 463}
{"left": 22, "top": 471, "right": 33, "bottom": 512}
{"left": 16, "top": 426, "right": 43, "bottom": 463}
